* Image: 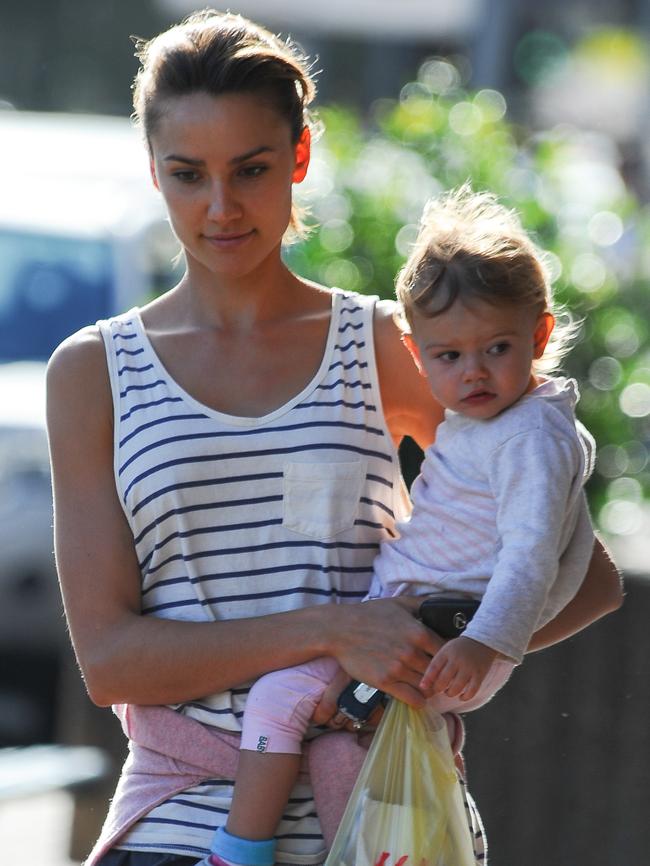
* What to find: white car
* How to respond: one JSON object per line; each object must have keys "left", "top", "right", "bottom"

{"left": 0, "top": 109, "right": 179, "bottom": 743}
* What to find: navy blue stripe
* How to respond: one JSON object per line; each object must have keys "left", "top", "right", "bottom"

{"left": 112, "top": 331, "right": 137, "bottom": 340}
{"left": 119, "top": 844, "right": 207, "bottom": 855}
{"left": 144, "top": 538, "right": 380, "bottom": 576}
{"left": 120, "top": 412, "right": 210, "bottom": 448}
{"left": 354, "top": 518, "right": 395, "bottom": 537}
{"left": 134, "top": 512, "right": 283, "bottom": 548}
{"left": 120, "top": 396, "right": 184, "bottom": 422}
{"left": 317, "top": 379, "right": 372, "bottom": 391}
{"left": 124, "top": 442, "right": 392, "bottom": 504}
{"left": 138, "top": 816, "right": 216, "bottom": 831}
{"left": 276, "top": 811, "right": 319, "bottom": 822}
{"left": 335, "top": 339, "right": 366, "bottom": 352}
{"left": 367, "top": 472, "right": 394, "bottom": 488}
{"left": 360, "top": 496, "right": 395, "bottom": 518}
{"left": 202, "top": 584, "right": 368, "bottom": 604}
{"left": 193, "top": 562, "right": 373, "bottom": 586}
{"left": 155, "top": 791, "right": 318, "bottom": 825}
{"left": 117, "top": 363, "right": 154, "bottom": 377}
{"left": 142, "top": 575, "right": 189, "bottom": 594}
{"left": 142, "top": 597, "right": 202, "bottom": 614}
{"left": 132, "top": 472, "right": 283, "bottom": 518}
{"left": 181, "top": 701, "right": 239, "bottom": 717}
{"left": 139, "top": 500, "right": 284, "bottom": 567}
{"left": 167, "top": 798, "right": 227, "bottom": 814}
{"left": 115, "top": 347, "right": 144, "bottom": 357}
{"left": 341, "top": 304, "right": 363, "bottom": 313}
{"left": 119, "top": 420, "right": 384, "bottom": 476}
{"left": 297, "top": 399, "right": 376, "bottom": 411}
{"left": 190, "top": 779, "right": 236, "bottom": 788}
{"left": 119, "top": 379, "right": 166, "bottom": 398}
{"left": 142, "top": 585, "right": 366, "bottom": 615}
{"left": 328, "top": 359, "right": 369, "bottom": 372}
{"left": 338, "top": 321, "right": 363, "bottom": 332}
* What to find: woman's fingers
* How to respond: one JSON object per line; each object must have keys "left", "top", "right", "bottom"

{"left": 335, "top": 599, "right": 441, "bottom": 677}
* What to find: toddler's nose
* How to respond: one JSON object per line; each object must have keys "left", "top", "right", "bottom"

{"left": 463, "top": 356, "right": 488, "bottom": 382}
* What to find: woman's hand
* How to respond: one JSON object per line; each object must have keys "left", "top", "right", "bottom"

{"left": 321, "top": 596, "right": 446, "bottom": 708}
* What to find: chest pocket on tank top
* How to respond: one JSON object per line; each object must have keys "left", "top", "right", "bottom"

{"left": 283, "top": 460, "right": 366, "bottom": 538}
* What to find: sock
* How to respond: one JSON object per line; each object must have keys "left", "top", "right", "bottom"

{"left": 210, "top": 826, "right": 276, "bottom": 866}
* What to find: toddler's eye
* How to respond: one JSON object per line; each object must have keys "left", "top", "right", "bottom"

{"left": 436, "top": 351, "right": 460, "bottom": 363}
{"left": 488, "top": 342, "right": 509, "bottom": 356}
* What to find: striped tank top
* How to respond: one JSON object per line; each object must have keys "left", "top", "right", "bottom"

{"left": 98, "top": 290, "right": 410, "bottom": 862}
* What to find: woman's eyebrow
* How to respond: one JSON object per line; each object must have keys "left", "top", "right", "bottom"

{"left": 230, "top": 145, "right": 274, "bottom": 164}
{"left": 163, "top": 145, "right": 274, "bottom": 166}
{"left": 163, "top": 154, "right": 205, "bottom": 165}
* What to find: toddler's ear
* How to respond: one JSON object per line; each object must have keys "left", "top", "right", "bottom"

{"left": 533, "top": 312, "right": 555, "bottom": 359}
{"left": 401, "top": 332, "right": 426, "bottom": 376}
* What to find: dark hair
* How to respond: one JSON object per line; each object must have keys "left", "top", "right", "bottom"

{"left": 132, "top": 9, "right": 317, "bottom": 236}
{"left": 396, "top": 185, "right": 575, "bottom": 371}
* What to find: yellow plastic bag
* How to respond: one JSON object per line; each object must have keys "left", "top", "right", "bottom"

{"left": 324, "top": 700, "right": 476, "bottom": 866}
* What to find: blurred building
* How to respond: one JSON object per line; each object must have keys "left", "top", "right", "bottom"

{"left": 2, "top": 1, "right": 649, "bottom": 116}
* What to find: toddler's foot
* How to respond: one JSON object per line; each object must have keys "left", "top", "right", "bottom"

{"left": 198, "top": 826, "right": 276, "bottom": 866}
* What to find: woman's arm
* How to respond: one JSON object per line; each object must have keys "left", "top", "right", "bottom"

{"left": 527, "top": 538, "right": 623, "bottom": 652}
{"left": 373, "top": 299, "right": 444, "bottom": 450}
{"left": 47, "top": 330, "right": 440, "bottom": 708}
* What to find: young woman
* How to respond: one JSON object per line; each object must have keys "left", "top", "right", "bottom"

{"left": 46, "top": 10, "right": 622, "bottom": 866}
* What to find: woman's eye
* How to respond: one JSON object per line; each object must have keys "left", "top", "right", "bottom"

{"left": 239, "top": 164, "right": 268, "bottom": 179}
{"left": 172, "top": 170, "right": 200, "bottom": 184}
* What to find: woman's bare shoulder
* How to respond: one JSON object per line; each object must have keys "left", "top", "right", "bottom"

{"left": 46, "top": 325, "right": 112, "bottom": 429}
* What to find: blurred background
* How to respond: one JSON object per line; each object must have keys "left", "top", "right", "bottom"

{"left": 1, "top": 1, "right": 648, "bottom": 864}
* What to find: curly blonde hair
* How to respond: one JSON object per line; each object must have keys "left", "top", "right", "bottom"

{"left": 396, "top": 184, "right": 577, "bottom": 372}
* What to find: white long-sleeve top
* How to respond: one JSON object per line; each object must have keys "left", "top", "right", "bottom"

{"left": 371, "top": 377, "right": 596, "bottom": 663}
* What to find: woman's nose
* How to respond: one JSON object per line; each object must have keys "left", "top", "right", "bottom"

{"left": 207, "top": 181, "right": 241, "bottom": 222}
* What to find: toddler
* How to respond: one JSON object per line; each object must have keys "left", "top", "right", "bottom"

{"left": 201, "top": 186, "right": 596, "bottom": 866}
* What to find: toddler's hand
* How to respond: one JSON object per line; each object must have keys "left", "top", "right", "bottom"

{"left": 420, "top": 636, "right": 497, "bottom": 701}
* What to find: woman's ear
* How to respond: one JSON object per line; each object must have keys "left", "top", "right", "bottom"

{"left": 401, "top": 332, "right": 426, "bottom": 376}
{"left": 533, "top": 312, "right": 555, "bottom": 359}
{"left": 292, "top": 127, "right": 311, "bottom": 183}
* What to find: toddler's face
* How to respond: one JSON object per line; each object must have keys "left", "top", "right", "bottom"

{"left": 406, "top": 299, "right": 552, "bottom": 420}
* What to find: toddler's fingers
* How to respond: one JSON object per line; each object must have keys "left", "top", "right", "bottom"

{"left": 458, "top": 679, "right": 480, "bottom": 701}
{"left": 420, "top": 655, "right": 445, "bottom": 691}
{"left": 443, "top": 669, "right": 471, "bottom": 698}
{"left": 430, "top": 660, "right": 457, "bottom": 695}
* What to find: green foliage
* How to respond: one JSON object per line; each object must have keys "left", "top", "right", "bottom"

{"left": 287, "top": 60, "right": 650, "bottom": 527}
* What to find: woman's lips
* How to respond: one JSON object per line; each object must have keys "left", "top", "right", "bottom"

{"left": 204, "top": 229, "right": 255, "bottom": 249}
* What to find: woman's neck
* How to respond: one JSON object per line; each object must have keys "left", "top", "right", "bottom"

{"left": 174, "top": 252, "right": 305, "bottom": 331}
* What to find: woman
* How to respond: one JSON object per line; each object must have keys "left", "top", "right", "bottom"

{"left": 46, "top": 10, "right": 622, "bottom": 866}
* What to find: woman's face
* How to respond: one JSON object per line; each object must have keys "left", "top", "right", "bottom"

{"left": 148, "top": 91, "right": 309, "bottom": 281}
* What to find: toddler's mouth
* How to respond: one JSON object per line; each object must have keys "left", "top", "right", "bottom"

{"left": 462, "top": 390, "right": 496, "bottom": 405}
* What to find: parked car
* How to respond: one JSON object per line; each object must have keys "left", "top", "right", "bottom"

{"left": 0, "top": 109, "right": 180, "bottom": 745}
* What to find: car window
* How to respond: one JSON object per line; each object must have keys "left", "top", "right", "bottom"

{"left": 0, "top": 230, "right": 113, "bottom": 362}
